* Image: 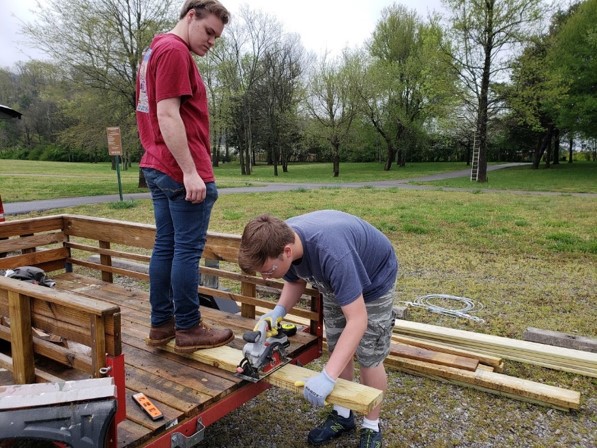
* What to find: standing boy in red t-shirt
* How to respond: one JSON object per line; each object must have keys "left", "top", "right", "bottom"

{"left": 136, "top": 0, "right": 233, "bottom": 352}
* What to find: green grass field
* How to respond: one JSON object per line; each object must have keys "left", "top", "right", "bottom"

{"left": 421, "top": 161, "right": 597, "bottom": 193}
{"left": 1, "top": 160, "right": 595, "bottom": 202}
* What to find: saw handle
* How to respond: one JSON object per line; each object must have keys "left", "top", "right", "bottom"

{"left": 243, "top": 330, "right": 262, "bottom": 343}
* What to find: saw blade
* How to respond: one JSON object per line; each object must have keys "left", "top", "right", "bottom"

{"left": 235, "top": 353, "right": 291, "bottom": 383}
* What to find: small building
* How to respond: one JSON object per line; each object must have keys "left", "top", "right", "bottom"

{"left": 0, "top": 104, "right": 22, "bottom": 119}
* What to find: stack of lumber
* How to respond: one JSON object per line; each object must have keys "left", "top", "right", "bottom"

{"left": 385, "top": 334, "right": 580, "bottom": 412}
{"left": 394, "top": 320, "right": 597, "bottom": 378}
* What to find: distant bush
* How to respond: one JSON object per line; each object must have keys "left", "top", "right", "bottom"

{"left": 0, "top": 147, "right": 28, "bottom": 159}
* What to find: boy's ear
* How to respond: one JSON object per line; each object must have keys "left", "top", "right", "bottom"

{"left": 283, "top": 244, "right": 292, "bottom": 258}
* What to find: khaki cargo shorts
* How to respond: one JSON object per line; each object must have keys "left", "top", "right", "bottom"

{"left": 324, "top": 288, "right": 396, "bottom": 368}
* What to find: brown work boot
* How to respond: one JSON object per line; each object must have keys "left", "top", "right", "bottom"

{"left": 174, "top": 321, "right": 234, "bottom": 353}
{"left": 146, "top": 317, "right": 175, "bottom": 346}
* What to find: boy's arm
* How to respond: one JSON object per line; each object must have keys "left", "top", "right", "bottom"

{"left": 156, "top": 97, "right": 206, "bottom": 203}
{"left": 302, "top": 295, "right": 368, "bottom": 407}
{"left": 259, "top": 279, "right": 307, "bottom": 323}
{"left": 325, "top": 296, "right": 368, "bottom": 379}
{"left": 277, "top": 279, "right": 307, "bottom": 313}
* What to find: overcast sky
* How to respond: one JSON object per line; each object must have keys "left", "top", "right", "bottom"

{"left": 0, "top": 0, "right": 445, "bottom": 69}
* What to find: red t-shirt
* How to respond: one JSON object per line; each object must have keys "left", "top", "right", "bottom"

{"left": 136, "top": 33, "right": 214, "bottom": 183}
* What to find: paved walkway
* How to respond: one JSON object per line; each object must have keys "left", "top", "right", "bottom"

{"left": 3, "top": 163, "right": 588, "bottom": 216}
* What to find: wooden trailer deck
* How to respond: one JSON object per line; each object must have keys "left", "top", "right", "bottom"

{"left": 44, "top": 272, "right": 319, "bottom": 447}
{"left": 0, "top": 214, "right": 324, "bottom": 447}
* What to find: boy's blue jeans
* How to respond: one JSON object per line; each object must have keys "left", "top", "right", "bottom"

{"left": 142, "top": 168, "right": 218, "bottom": 330}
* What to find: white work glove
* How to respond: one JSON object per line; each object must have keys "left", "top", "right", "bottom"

{"left": 258, "top": 304, "right": 287, "bottom": 329}
{"left": 304, "top": 368, "right": 336, "bottom": 407}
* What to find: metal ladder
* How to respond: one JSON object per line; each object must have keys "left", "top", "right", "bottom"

{"left": 470, "top": 132, "right": 481, "bottom": 181}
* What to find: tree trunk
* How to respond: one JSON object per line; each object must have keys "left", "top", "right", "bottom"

{"left": 553, "top": 128, "right": 560, "bottom": 165}
{"left": 398, "top": 150, "right": 406, "bottom": 167}
{"left": 212, "top": 132, "right": 220, "bottom": 168}
{"left": 281, "top": 144, "right": 288, "bottom": 173}
{"left": 568, "top": 136, "right": 573, "bottom": 163}
{"left": 383, "top": 135, "right": 397, "bottom": 171}
{"left": 138, "top": 167, "right": 147, "bottom": 188}
{"left": 332, "top": 143, "right": 340, "bottom": 177}
{"left": 545, "top": 125, "right": 554, "bottom": 168}
{"left": 476, "top": 76, "right": 490, "bottom": 182}
{"left": 545, "top": 126, "right": 552, "bottom": 169}
{"left": 239, "top": 145, "right": 246, "bottom": 175}
{"left": 475, "top": 1, "right": 494, "bottom": 183}
{"left": 532, "top": 127, "right": 552, "bottom": 168}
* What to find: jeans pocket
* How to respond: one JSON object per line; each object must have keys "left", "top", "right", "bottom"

{"left": 145, "top": 169, "right": 186, "bottom": 201}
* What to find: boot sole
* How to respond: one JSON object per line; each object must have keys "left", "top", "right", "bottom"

{"left": 174, "top": 333, "right": 235, "bottom": 353}
{"left": 145, "top": 336, "right": 175, "bottom": 347}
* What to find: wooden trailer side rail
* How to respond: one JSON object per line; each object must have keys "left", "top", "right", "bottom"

{"left": 60, "top": 214, "right": 322, "bottom": 330}
{"left": 0, "top": 214, "right": 322, "bottom": 331}
{"left": 0, "top": 276, "right": 122, "bottom": 382}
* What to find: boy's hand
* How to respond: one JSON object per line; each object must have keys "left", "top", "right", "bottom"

{"left": 256, "top": 304, "right": 286, "bottom": 329}
{"left": 303, "top": 369, "right": 335, "bottom": 407}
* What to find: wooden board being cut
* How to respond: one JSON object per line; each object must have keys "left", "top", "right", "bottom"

{"left": 159, "top": 342, "right": 383, "bottom": 415}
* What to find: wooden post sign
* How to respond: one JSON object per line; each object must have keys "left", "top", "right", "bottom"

{"left": 106, "top": 127, "right": 123, "bottom": 156}
{"left": 106, "top": 127, "right": 124, "bottom": 201}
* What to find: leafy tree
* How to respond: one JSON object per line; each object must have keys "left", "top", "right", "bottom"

{"left": 21, "top": 0, "right": 176, "bottom": 164}
{"left": 361, "top": 4, "right": 456, "bottom": 170}
{"left": 505, "top": 35, "right": 565, "bottom": 168}
{"left": 547, "top": 0, "right": 597, "bottom": 139}
{"left": 0, "top": 61, "right": 71, "bottom": 150}
{"left": 443, "top": 0, "right": 545, "bottom": 181}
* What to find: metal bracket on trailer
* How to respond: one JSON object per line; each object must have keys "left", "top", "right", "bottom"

{"left": 171, "top": 418, "right": 205, "bottom": 448}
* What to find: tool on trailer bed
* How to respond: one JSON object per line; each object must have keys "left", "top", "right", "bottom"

{"left": 235, "top": 318, "right": 296, "bottom": 382}
{"left": 132, "top": 392, "right": 163, "bottom": 421}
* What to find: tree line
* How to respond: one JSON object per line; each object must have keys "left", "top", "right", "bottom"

{"left": 0, "top": 0, "right": 595, "bottom": 180}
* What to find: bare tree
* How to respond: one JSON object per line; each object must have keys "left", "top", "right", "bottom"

{"left": 216, "top": 6, "right": 283, "bottom": 175}
{"left": 255, "top": 34, "right": 305, "bottom": 175}
{"left": 360, "top": 4, "right": 456, "bottom": 170}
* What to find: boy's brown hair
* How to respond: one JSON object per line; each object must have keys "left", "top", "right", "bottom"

{"left": 238, "top": 214, "right": 294, "bottom": 273}
{"left": 179, "top": 0, "right": 230, "bottom": 24}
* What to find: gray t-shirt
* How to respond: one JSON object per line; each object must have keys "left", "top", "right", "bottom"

{"left": 284, "top": 210, "right": 398, "bottom": 306}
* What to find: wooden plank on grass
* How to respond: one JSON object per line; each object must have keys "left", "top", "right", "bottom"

{"left": 386, "top": 355, "right": 580, "bottom": 411}
{"left": 159, "top": 343, "right": 383, "bottom": 415}
{"left": 390, "top": 342, "right": 479, "bottom": 371}
{"left": 392, "top": 334, "right": 504, "bottom": 371}
{"left": 523, "top": 327, "right": 597, "bottom": 353}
